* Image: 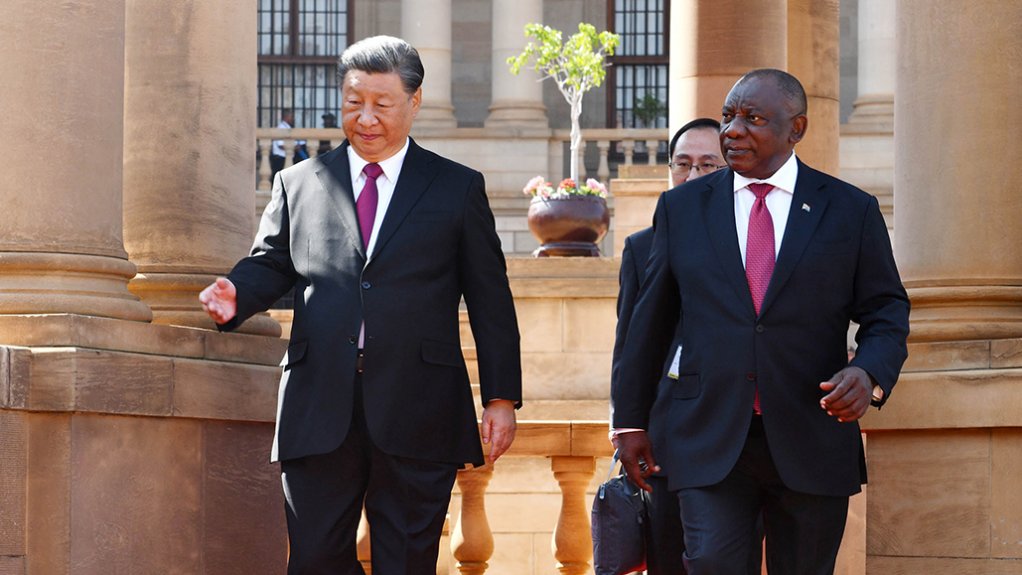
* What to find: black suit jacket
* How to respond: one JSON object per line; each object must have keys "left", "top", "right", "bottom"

{"left": 223, "top": 139, "right": 522, "bottom": 466}
{"left": 612, "top": 160, "right": 909, "bottom": 497}
{"left": 612, "top": 227, "right": 675, "bottom": 474}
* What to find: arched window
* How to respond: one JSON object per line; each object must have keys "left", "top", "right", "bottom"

{"left": 257, "top": 0, "right": 352, "bottom": 128}
{"left": 607, "top": 0, "right": 670, "bottom": 129}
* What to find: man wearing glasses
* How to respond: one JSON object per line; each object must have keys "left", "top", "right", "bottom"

{"left": 611, "top": 118, "right": 733, "bottom": 575}
{"left": 667, "top": 118, "right": 728, "bottom": 188}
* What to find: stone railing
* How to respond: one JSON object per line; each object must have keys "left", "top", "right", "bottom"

{"left": 255, "top": 127, "right": 668, "bottom": 192}
{"left": 353, "top": 420, "right": 615, "bottom": 575}
{"left": 548, "top": 128, "right": 668, "bottom": 184}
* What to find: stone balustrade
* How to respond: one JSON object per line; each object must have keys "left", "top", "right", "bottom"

{"left": 351, "top": 420, "right": 615, "bottom": 575}
{"left": 255, "top": 127, "right": 668, "bottom": 192}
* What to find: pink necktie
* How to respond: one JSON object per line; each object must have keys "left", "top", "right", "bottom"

{"left": 746, "top": 183, "right": 775, "bottom": 414}
{"left": 357, "top": 163, "right": 383, "bottom": 250}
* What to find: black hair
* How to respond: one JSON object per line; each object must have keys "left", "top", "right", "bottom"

{"left": 738, "top": 68, "right": 808, "bottom": 116}
{"left": 669, "top": 118, "right": 722, "bottom": 157}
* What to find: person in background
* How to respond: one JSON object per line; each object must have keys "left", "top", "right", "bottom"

{"left": 611, "top": 118, "right": 726, "bottom": 575}
{"left": 613, "top": 69, "right": 909, "bottom": 574}
{"left": 270, "top": 109, "right": 307, "bottom": 182}
{"left": 318, "top": 112, "right": 338, "bottom": 156}
{"left": 201, "top": 35, "right": 522, "bottom": 574}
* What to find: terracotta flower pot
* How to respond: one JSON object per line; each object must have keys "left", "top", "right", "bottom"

{"left": 527, "top": 195, "right": 610, "bottom": 257}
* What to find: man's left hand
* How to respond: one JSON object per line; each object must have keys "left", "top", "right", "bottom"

{"left": 819, "top": 366, "right": 873, "bottom": 422}
{"left": 481, "top": 399, "right": 516, "bottom": 464}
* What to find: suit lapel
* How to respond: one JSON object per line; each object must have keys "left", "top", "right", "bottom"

{"left": 369, "top": 138, "right": 438, "bottom": 260}
{"left": 759, "top": 160, "right": 829, "bottom": 316}
{"left": 704, "top": 170, "right": 756, "bottom": 315}
{"left": 315, "top": 141, "right": 366, "bottom": 260}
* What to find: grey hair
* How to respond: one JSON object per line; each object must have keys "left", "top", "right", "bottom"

{"left": 336, "top": 36, "right": 424, "bottom": 95}
{"left": 739, "top": 69, "right": 808, "bottom": 116}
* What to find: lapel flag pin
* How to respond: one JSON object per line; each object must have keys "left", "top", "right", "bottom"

{"left": 802, "top": 203, "right": 811, "bottom": 212}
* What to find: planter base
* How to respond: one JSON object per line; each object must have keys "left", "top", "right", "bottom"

{"left": 532, "top": 241, "right": 601, "bottom": 257}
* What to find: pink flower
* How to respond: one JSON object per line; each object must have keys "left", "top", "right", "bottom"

{"left": 585, "top": 178, "right": 608, "bottom": 196}
{"left": 523, "top": 175, "right": 547, "bottom": 196}
{"left": 523, "top": 175, "right": 607, "bottom": 199}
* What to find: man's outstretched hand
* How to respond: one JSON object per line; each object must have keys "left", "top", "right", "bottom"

{"left": 616, "top": 430, "right": 660, "bottom": 493}
{"left": 199, "top": 277, "right": 238, "bottom": 325}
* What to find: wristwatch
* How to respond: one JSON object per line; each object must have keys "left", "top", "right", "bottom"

{"left": 870, "top": 384, "right": 885, "bottom": 407}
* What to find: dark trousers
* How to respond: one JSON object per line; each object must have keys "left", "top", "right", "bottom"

{"left": 650, "top": 474, "right": 763, "bottom": 575}
{"left": 647, "top": 474, "right": 687, "bottom": 575}
{"left": 281, "top": 375, "right": 458, "bottom": 574}
{"left": 270, "top": 154, "right": 285, "bottom": 183}
{"left": 677, "top": 417, "right": 848, "bottom": 575}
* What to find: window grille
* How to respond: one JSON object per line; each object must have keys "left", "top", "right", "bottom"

{"left": 607, "top": 0, "right": 670, "bottom": 130}
{"left": 257, "top": 0, "right": 351, "bottom": 128}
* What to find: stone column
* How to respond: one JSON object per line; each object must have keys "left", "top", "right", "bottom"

{"left": 895, "top": 0, "right": 1022, "bottom": 343}
{"left": 485, "top": 0, "right": 548, "bottom": 129}
{"left": 123, "top": 0, "right": 279, "bottom": 336}
{"left": 0, "top": 0, "right": 151, "bottom": 323}
{"left": 402, "top": 0, "right": 458, "bottom": 128}
{"left": 860, "top": 3, "right": 1022, "bottom": 573}
{"left": 787, "top": 0, "right": 840, "bottom": 175}
{"left": 669, "top": 0, "right": 787, "bottom": 125}
{"left": 841, "top": 0, "right": 896, "bottom": 231}
{"left": 848, "top": 0, "right": 895, "bottom": 128}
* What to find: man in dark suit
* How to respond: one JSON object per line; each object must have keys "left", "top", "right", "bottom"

{"left": 611, "top": 117, "right": 726, "bottom": 575}
{"left": 200, "top": 35, "right": 522, "bottom": 574}
{"left": 612, "top": 69, "right": 909, "bottom": 574}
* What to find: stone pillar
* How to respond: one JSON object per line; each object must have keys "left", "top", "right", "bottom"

{"left": 861, "top": 2, "right": 1022, "bottom": 573}
{"left": 402, "top": 0, "right": 458, "bottom": 128}
{"left": 841, "top": 0, "right": 896, "bottom": 231}
{"left": 787, "top": 0, "right": 840, "bottom": 175}
{"left": 669, "top": 0, "right": 787, "bottom": 125}
{"left": 849, "top": 0, "right": 895, "bottom": 128}
{"left": 485, "top": 0, "right": 548, "bottom": 129}
{"left": 0, "top": 0, "right": 151, "bottom": 324}
{"left": 123, "top": 0, "right": 279, "bottom": 336}
{"left": 895, "top": 0, "right": 1022, "bottom": 343}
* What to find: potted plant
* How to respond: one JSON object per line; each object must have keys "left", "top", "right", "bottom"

{"left": 509, "top": 22, "right": 620, "bottom": 257}
{"left": 522, "top": 176, "right": 610, "bottom": 257}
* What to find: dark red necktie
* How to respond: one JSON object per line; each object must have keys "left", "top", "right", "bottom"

{"left": 357, "top": 163, "right": 383, "bottom": 250}
{"left": 746, "top": 183, "right": 775, "bottom": 414}
{"left": 746, "top": 183, "right": 775, "bottom": 315}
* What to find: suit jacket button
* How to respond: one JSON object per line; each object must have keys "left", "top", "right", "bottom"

{"left": 755, "top": 324, "right": 765, "bottom": 333}
{"left": 746, "top": 372, "right": 756, "bottom": 381}
{"left": 361, "top": 281, "right": 371, "bottom": 289}
{"left": 348, "top": 336, "right": 357, "bottom": 345}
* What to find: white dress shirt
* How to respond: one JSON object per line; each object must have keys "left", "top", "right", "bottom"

{"left": 732, "top": 152, "right": 799, "bottom": 264}
{"left": 349, "top": 138, "right": 409, "bottom": 348}
{"left": 347, "top": 138, "right": 409, "bottom": 260}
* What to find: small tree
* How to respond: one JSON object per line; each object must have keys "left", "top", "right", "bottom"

{"left": 508, "top": 23, "right": 620, "bottom": 184}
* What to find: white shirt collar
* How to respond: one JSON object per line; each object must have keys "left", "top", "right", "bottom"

{"left": 732, "top": 152, "right": 799, "bottom": 195}
{"left": 347, "top": 137, "right": 411, "bottom": 185}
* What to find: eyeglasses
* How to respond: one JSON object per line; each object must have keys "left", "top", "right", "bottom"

{"left": 669, "top": 161, "right": 727, "bottom": 174}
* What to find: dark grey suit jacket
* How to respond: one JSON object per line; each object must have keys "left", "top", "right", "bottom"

{"left": 223, "top": 139, "right": 522, "bottom": 467}
{"left": 612, "top": 160, "right": 909, "bottom": 497}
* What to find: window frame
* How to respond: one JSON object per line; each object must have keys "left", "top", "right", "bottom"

{"left": 257, "top": 0, "right": 354, "bottom": 128}
{"left": 605, "top": 0, "right": 671, "bottom": 129}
